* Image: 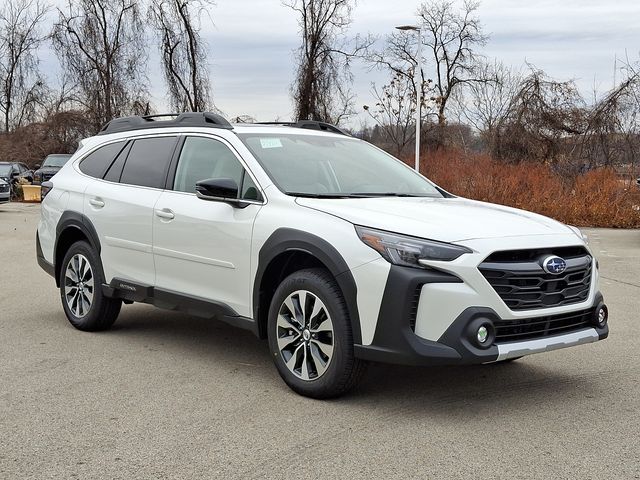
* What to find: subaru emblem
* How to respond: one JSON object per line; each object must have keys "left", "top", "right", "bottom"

{"left": 543, "top": 256, "right": 567, "bottom": 275}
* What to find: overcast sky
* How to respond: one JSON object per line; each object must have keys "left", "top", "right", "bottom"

{"left": 39, "top": 0, "right": 640, "bottom": 123}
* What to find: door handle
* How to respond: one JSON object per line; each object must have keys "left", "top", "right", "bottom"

{"left": 89, "top": 198, "right": 105, "bottom": 208}
{"left": 155, "top": 208, "right": 175, "bottom": 220}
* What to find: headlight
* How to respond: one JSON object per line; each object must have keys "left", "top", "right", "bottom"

{"left": 355, "top": 226, "right": 472, "bottom": 268}
{"left": 568, "top": 225, "right": 588, "bottom": 245}
{"left": 34, "top": 173, "right": 41, "bottom": 182}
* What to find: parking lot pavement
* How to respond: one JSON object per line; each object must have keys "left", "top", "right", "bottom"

{"left": 1, "top": 202, "right": 639, "bottom": 479}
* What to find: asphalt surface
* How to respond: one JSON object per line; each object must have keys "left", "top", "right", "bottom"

{"left": 1, "top": 202, "right": 639, "bottom": 479}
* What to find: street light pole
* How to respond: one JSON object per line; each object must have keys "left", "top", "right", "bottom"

{"left": 396, "top": 25, "right": 422, "bottom": 172}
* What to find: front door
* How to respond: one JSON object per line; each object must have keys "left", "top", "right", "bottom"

{"left": 152, "top": 135, "right": 264, "bottom": 317}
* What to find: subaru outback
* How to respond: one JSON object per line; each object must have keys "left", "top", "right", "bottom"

{"left": 36, "top": 112, "right": 609, "bottom": 398}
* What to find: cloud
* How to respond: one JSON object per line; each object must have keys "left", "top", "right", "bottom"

{"left": 36, "top": 0, "right": 640, "bottom": 123}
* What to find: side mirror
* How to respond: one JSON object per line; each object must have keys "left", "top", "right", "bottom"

{"left": 196, "top": 178, "right": 253, "bottom": 208}
{"left": 196, "top": 178, "right": 239, "bottom": 199}
{"left": 10, "top": 171, "right": 18, "bottom": 178}
{"left": 34, "top": 164, "right": 41, "bottom": 170}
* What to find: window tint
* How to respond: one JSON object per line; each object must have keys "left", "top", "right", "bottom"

{"left": 173, "top": 137, "right": 244, "bottom": 194}
{"left": 103, "top": 142, "right": 131, "bottom": 183}
{"left": 79, "top": 142, "right": 127, "bottom": 179}
{"left": 120, "top": 137, "right": 177, "bottom": 189}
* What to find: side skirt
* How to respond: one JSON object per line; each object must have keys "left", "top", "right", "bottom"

{"left": 103, "top": 278, "right": 259, "bottom": 336}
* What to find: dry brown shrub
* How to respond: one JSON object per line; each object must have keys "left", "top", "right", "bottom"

{"left": 417, "top": 149, "right": 640, "bottom": 228}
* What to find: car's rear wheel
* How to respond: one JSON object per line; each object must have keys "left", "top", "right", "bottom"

{"left": 59, "top": 241, "right": 121, "bottom": 331}
{"left": 267, "top": 268, "right": 367, "bottom": 398}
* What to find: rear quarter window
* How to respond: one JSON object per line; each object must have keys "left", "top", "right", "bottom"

{"left": 103, "top": 142, "right": 132, "bottom": 183}
{"left": 79, "top": 142, "right": 127, "bottom": 179}
{"left": 120, "top": 136, "right": 177, "bottom": 189}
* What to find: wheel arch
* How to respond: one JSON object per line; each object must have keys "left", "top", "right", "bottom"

{"left": 54, "top": 211, "right": 102, "bottom": 287}
{"left": 253, "top": 228, "right": 361, "bottom": 343}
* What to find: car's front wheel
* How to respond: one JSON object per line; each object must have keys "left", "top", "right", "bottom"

{"left": 59, "top": 241, "right": 121, "bottom": 331}
{"left": 267, "top": 268, "right": 367, "bottom": 398}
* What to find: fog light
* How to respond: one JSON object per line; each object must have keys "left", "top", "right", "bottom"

{"left": 597, "top": 306, "right": 608, "bottom": 327}
{"left": 477, "top": 325, "right": 489, "bottom": 344}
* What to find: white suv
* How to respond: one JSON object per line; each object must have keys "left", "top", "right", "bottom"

{"left": 36, "top": 112, "right": 609, "bottom": 398}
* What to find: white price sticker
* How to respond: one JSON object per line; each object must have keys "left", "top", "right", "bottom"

{"left": 260, "top": 138, "right": 283, "bottom": 149}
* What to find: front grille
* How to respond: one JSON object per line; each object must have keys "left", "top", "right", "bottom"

{"left": 495, "top": 308, "right": 594, "bottom": 342}
{"left": 0, "top": 184, "right": 9, "bottom": 193}
{"left": 42, "top": 173, "right": 55, "bottom": 182}
{"left": 479, "top": 247, "right": 592, "bottom": 311}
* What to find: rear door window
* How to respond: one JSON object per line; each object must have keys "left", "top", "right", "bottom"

{"left": 120, "top": 136, "right": 177, "bottom": 189}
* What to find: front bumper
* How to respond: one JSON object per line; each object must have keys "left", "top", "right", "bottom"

{"left": 0, "top": 185, "right": 9, "bottom": 203}
{"left": 354, "top": 263, "right": 608, "bottom": 366}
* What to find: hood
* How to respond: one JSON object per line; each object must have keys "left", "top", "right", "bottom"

{"left": 296, "top": 196, "right": 574, "bottom": 243}
{"left": 35, "top": 166, "right": 62, "bottom": 175}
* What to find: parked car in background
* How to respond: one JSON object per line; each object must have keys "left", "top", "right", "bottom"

{"left": 33, "top": 154, "right": 72, "bottom": 185}
{"left": 0, "top": 162, "right": 34, "bottom": 185}
{"left": 0, "top": 178, "right": 9, "bottom": 203}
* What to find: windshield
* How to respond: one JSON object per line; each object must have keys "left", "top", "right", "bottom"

{"left": 0, "top": 165, "right": 11, "bottom": 176}
{"left": 43, "top": 154, "right": 71, "bottom": 167}
{"left": 238, "top": 133, "right": 443, "bottom": 198}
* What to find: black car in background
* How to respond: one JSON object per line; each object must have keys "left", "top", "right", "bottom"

{"left": 33, "top": 154, "right": 72, "bottom": 185}
{"left": 0, "top": 162, "right": 34, "bottom": 200}
{"left": 0, "top": 162, "right": 34, "bottom": 184}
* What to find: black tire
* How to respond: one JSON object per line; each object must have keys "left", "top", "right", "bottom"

{"left": 59, "top": 240, "right": 121, "bottom": 331}
{"left": 267, "top": 268, "right": 367, "bottom": 399}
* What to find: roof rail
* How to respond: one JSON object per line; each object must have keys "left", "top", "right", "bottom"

{"left": 98, "top": 112, "right": 233, "bottom": 135}
{"left": 253, "top": 120, "right": 351, "bottom": 136}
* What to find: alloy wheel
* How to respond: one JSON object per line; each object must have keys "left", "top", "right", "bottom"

{"left": 64, "top": 253, "right": 94, "bottom": 318}
{"left": 276, "top": 290, "right": 335, "bottom": 381}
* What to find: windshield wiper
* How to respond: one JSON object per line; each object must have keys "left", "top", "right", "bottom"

{"left": 286, "top": 192, "right": 354, "bottom": 199}
{"left": 286, "top": 191, "right": 435, "bottom": 199}
{"left": 348, "top": 192, "right": 432, "bottom": 198}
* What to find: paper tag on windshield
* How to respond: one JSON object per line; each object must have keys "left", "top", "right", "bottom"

{"left": 260, "top": 138, "right": 283, "bottom": 149}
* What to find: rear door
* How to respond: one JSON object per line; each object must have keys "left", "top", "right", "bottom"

{"left": 81, "top": 135, "right": 178, "bottom": 286}
{"left": 152, "top": 135, "right": 264, "bottom": 316}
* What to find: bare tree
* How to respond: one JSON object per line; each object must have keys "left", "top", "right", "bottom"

{"left": 459, "top": 61, "right": 518, "bottom": 132}
{"left": 284, "top": 0, "right": 372, "bottom": 124}
{"left": 452, "top": 60, "right": 520, "bottom": 147}
{"left": 364, "top": 71, "right": 435, "bottom": 157}
{"left": 492, "top": 67, "right": 587, "bottom": 163}
{"left": 148, "top": 0, "right": 214, "bottom": 112}
{"left": 367, "top": 31, "right": 424, "bottom": 102}
{"left": 51, "top": 0, "right": 149, "bottom": 131}
{"left": 418, "top": 0, "right": 488, "bottom": 130}
{"left": 0, "top": 0, "right": 49, "bottom": 132}
{"left": 578, "top": 71, "right": 640, "bottom": 170}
